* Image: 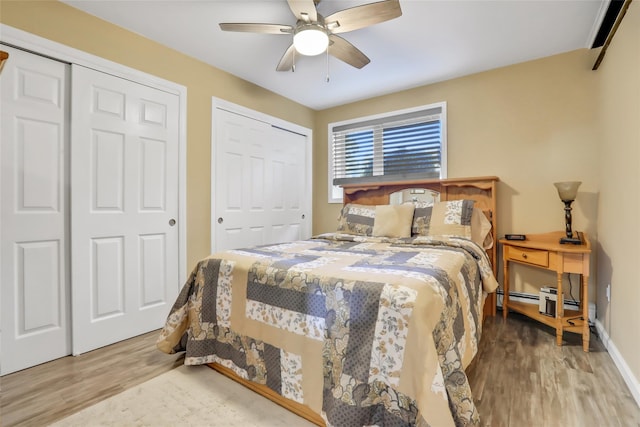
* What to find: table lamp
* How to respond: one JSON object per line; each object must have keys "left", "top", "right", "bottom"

{"left": 554, "top": 181, "right": 582, "bottom": 244}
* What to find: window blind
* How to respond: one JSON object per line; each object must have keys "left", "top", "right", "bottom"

{"left": 331, "top": 105, "right": 444, "bottom": 186}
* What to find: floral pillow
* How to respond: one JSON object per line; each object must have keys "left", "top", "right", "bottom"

{"left": 427, "top": 199, "right": 475, "bottom": 239}
{"left": 336, "top": 203, "right": 376, "bottom": 236}
{"left": 410, "top": 200, "right": 435, "bottom": 236}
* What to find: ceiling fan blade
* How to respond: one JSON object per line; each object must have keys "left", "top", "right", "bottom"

{"left": 328, "top": 34, "right": 370, "bottom": 69}
{"left": 219, "top": 23, "right": 293, "bottom": 34}
{"left": 276, "top": 44, "right": 297, "bottom": 72}
{"left": 325, "top": 0, "right": 402, "bottom": 34}
{"left": 286, "top": 0, "right": 318, "bottom": 22}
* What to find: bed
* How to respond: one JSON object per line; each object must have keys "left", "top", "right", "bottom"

{"left": 157, "top": 176, "right": 499, "bottom": 426}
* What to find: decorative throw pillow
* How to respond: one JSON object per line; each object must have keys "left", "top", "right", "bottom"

{"left": 410, "top": 200, "right": 435, "bottom": 236}
{"left": 428, "top": 199, "right": 475, "bottom": 239}
{"left": 372, "top": 204, "right": 415, "bottom": 238}
{"left": 336, "top": 203, "right": 377, "bottom": 236}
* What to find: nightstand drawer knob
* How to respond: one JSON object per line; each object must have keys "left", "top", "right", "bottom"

{"left": 522, "top": 253, "right": 528, "bottom": 259}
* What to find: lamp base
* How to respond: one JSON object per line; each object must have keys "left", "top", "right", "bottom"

{"left": 560, "top": 231, "right": 583, "bottom": 245}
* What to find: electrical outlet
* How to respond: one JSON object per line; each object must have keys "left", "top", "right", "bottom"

{"left": 606, "top": 283, "right": 611, "bottom": 302}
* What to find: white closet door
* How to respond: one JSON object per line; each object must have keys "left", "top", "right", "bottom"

{"left": 71, "top": 65, "right": 180, "bottom": 355}
{"left": 214, "top": 110, "right": 271, "bottom": 251}
{"left": 0, "top": 46, "right": 71, "bottom": 374}
{"left": 268, "top": 126, "right": 309, "bottom": 243}
{"left": 212, "top": 108, "right": 310, "bottom": 253}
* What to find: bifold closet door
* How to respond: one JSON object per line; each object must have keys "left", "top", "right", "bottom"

{"left": 70, "top": 65, "right": 180, "bottom": 355}
{"left": 0, "top": 46, "right": 71, "bottom": 375}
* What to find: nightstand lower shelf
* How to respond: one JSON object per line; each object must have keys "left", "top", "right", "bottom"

{"left": 506, "top": 301, "right": 587, "bottom": 334}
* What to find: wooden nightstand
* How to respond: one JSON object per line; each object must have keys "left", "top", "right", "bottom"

{"left": 500, "top": 231, "right": 592, "bottom": 352}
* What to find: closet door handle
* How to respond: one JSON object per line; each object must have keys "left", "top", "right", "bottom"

{"left": 218, "top": 217, "right": 224, "bottom": 224}
{"left": 169, "top": 219, "right": 176, "bottom": 226}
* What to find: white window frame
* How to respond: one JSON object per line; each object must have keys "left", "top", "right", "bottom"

{"left": 327, "top": 102, "right": 447, "bottom": 203}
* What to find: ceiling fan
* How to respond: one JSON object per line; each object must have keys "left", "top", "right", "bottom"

{"left": 219, "top": 0, "right": 402, "bottom": 72}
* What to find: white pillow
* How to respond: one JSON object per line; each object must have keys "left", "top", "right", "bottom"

{"left": 471, "top": 207, "right": 493, "bottom": 249}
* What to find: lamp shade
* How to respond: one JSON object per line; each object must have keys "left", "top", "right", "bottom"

{"left": 293, "top": 26, "right": 329, "bottom": 56}
{"left": 554, "top": 181, "right": 581, "bottom": 202}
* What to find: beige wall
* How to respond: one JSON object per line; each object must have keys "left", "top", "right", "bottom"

{"left": 314, "top": 49, "right": 600, "bottom": 298}
{"left": 595, "top": 2, "right": 640, "bottom": 385}
{"left": 0, "top": 0, "right": 315, "bottom": 270}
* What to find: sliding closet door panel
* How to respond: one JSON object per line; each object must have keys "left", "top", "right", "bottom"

{"left": 71, "top": 65, "right": 179, "bottom": 355}
{"left": 269, "top": 127, "right": 307, "bottom": 243}
{"left": 0, "top": 46, "right": 71, "bottom": 375}
{"left": 214, "top": 110, "right": 270, "bottom": 251}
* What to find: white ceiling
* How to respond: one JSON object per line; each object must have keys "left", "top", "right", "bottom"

{"left": 62, "top": 0, "right": 608, "bottom": 110}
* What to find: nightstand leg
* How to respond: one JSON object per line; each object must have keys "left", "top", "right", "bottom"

{"left": 556, "top": 271, "right": 563, "bottom": 346}
{"left": 502, "top": 259, "right": 509, "bottom": 319}
{"left": 582, "top": 275, "right": 590, "bottom": 352}
{"left": 556, "top": 329, "right": 563, "bottom": 346}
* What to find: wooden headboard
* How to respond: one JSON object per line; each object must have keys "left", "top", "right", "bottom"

{"left": 341, "top": 176, "right": 499, "bottom": 316}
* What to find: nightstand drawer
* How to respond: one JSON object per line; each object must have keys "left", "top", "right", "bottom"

{"left": 505, "top": 246, "right": 549, "bottom": 267}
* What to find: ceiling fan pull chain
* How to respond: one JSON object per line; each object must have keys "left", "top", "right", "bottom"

{"left": 326, "top": 48, "right": 330, "bottom": 82}
{"left": 292, "top": 50, "right": 296, "bottom": 72}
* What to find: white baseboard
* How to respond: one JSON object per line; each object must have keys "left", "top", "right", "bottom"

{"left": 594, "top": 319, "right": 640, "bottom": 408}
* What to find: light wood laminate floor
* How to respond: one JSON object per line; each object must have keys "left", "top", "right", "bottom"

{"left": 467, "top": 313, "right": 640, "bottom": 427}
{"left": 2, "top": 313, "right": 639, "bottom": 426}
{"left": 1, "top": 330, "right": 184, "bottom": 426}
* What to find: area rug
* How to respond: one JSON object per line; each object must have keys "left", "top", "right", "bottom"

{"left": 50, "top": 364, "right": 316, "bottom": 426}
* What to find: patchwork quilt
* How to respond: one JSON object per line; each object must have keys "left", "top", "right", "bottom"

{"left": 157, "top": 233, "right": 498, "bottom": 427}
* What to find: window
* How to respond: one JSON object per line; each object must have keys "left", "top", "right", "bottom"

{"left": 328, "top": 102, "right": 447, "bottom": 202}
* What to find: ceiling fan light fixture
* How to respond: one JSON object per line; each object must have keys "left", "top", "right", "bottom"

{"left": 293, "top": 25, "right": 329, "bottom": 56}
{"left": 220, "top": 0, "right": 403, "bottom": 71}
